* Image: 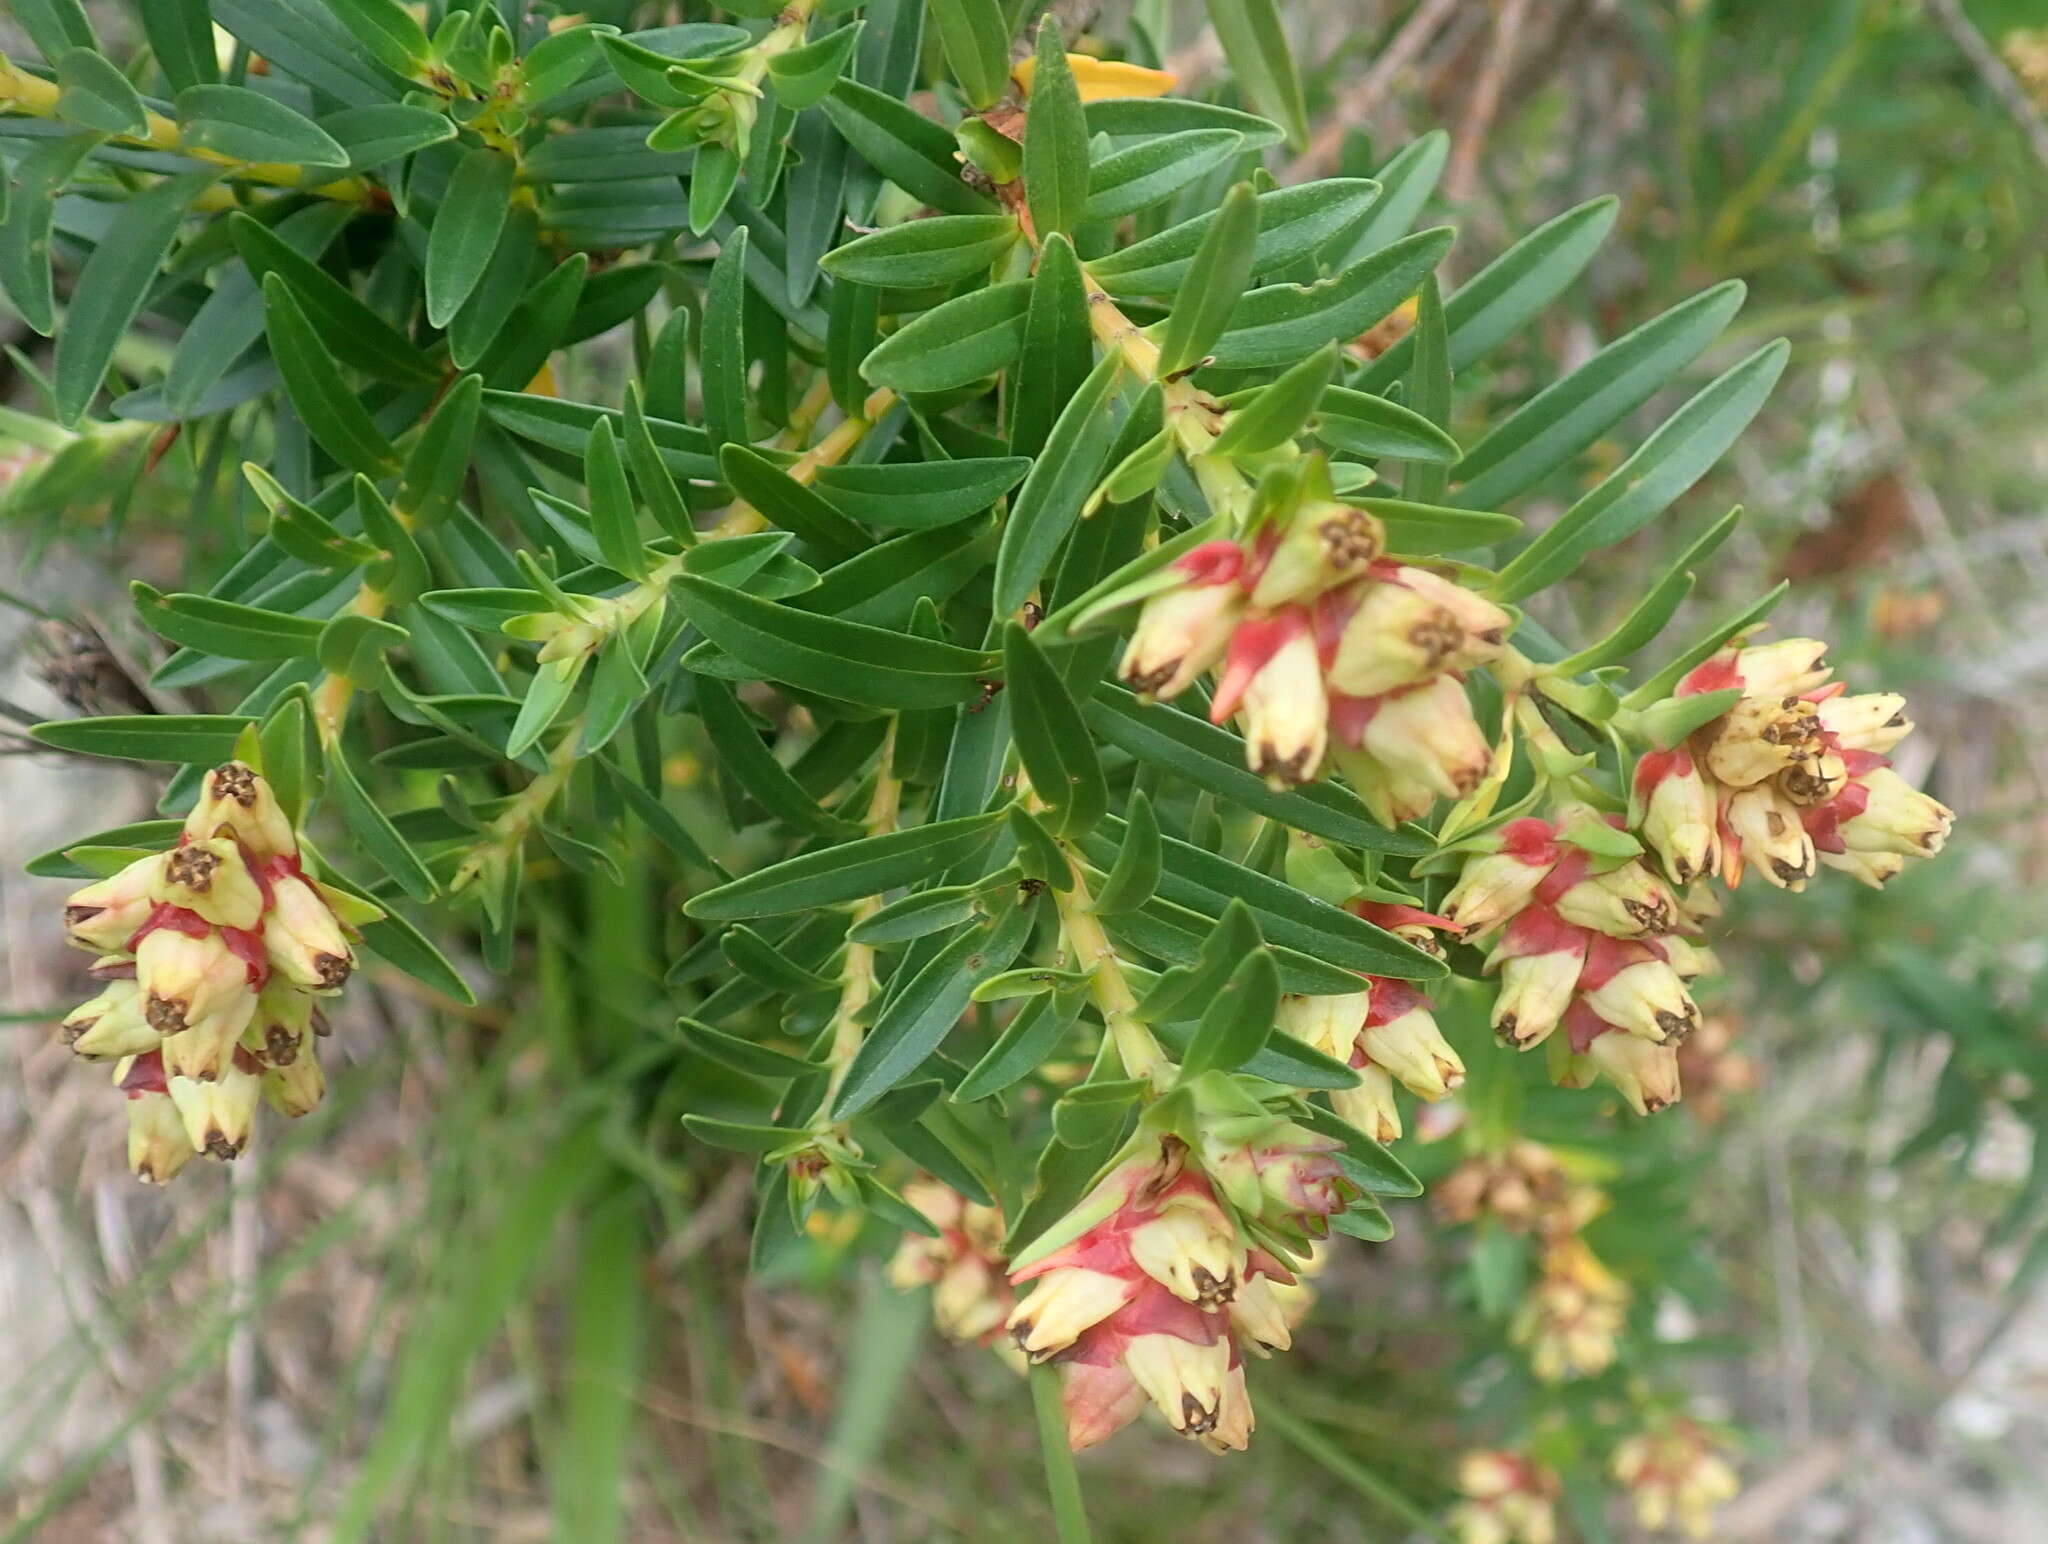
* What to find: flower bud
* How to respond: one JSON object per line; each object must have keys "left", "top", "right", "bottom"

{"left": 138, "top": 925, "right": 259, "bottom": 1077}
{"left": 1357, "top": 980, "right": 1462, "bottom": 1098}
{"left": 1234, "top": 620, "right": 1329, "bottom": 785}
{"left": 1275, "top": 990, "right": 1368, "bottom": 1063}
{"left": 1327, "top": 745, "right": 1440, "bottom": 827}
{"left": 1441, "top": 821, "right": 1560, "bottom": 937}
{"left": 1129, "top": 1193, "right": 1242, "bottom": 1309}
{"left": 1247, "top": 501, "right": 1384, "bottom": 610}
{"left": 1228, "top": 1272, "right": 1293, "bottom": 1355}
{"left": 1380, "top": 565, "right": 1511, "bottom": 668}
{"left": 1581, "top": 957, "right": 1697, "bottom": 1043}
{"left": 1357, "top": 674, "right": 1491, "bottom": 798}
{"left": 159, "top": 837, "right": 267, "bottom": 931}
{"left": 1724, "top": 784, "right": 1816, "bottom": 889}
{"left": 169, "top": 1056, "right": 264, "bottom": 1159}
{"left": 1838, "top": 766, "right": 1953, "bottom": 856}
{"left": 126, "top": 1086, "right": 193, "bottom": 1185}
{"left": 1702, "top": 694, "right": 1823, "bottom": 788}
{"left": 1487, "top": 910, "right": 1588, "bottom": 1050}
{"left": 1776, "top": 748, "right": 1847, "bottom": 808}
{"left": 62, "top": 979, "right": 158, "bottom": 1060}
{"left": 1123, "top": 1330, "right": 1232, "bottom": 1441}
{"left": 1816, "top": 691, "right": 1911, "bottom": 752}
{"left": 1059, "top": 1362, "right": 1148, "bottom": 1452}
{"left": 1633, "top": 750, "right": 1719, "bottom": 885}
{"left": 182, "top": 760, "right": 298, "bottom": 860}
{"left": 1585, "top": 1029, "right": 1682, "bottom": 1115}
{"left": 1549, "top": 860, "right": 1676, "bottom": 938}
{"left": 1008, "top": 1269, "right": 1135, "bottom": 1361}
{"left": 263, "top": 1039, "right": 327, "bottom": 1118}
{"left": 1817, "top": 847, "right": 1905, "bottom": 887}
{"left": 63, "top": 854, "right": 166, "bottom": 953}
{"left": 264, "top": 874, "right": 355, "bottom": 991}
{"left": 1728, "top": 636, "right": 1831, "bottom": 698}
{"left": 1119, "top": 581, "right": 1244, "bottom": 700}
{"left": 1326, "top": 578, "right": 1466, "bottom": 697}
{"left": 1332, "top": 1062, "right": 1402, "bottom": 1142}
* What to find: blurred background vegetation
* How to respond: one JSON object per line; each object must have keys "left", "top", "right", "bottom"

{"left": 4, "top": 0, "right": 2046, "bottom": 1539}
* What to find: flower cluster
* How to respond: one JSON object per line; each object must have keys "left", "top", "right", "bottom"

{"left": 1449, "top": 1449, "right": 1562, "bottom": 1544}
{"left": 56, "top": 761, "right": 362, "bottom": 1181}
{"left": 1443, "top": 813, "right": 1712, "bottom": 1115}
{"left": 1432, "top": 1140, "right": 1604, "bottom": 1239}
{"left": 1277, "top": 901, "right": 1466, "bottom": 1142}
{"left": 1005, "top": 1127, "right": 1344, "bottom": 1452}
{"left": 1644, "top": 636, "right": 1951, "bottom": 891}
{"left": 1611, "top": 1417, "right": 1741, "bottom": 1538}
{"left": 887, "top": 1179, "right": 1017, "bottom": 1352}
{"left": 1510, "top": 1234, "right": 1631, "bottom": 1382}
{"left": 1116, "top": 466, "right": 1508, "bottom": 803}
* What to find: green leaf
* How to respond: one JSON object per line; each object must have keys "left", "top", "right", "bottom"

{"left": 851, "top": 878, "right": 1004, "bottom": 946}
{"left": 1402, "top": 274, "right": 1451, "bottom": 504}
{"left": 316, "top": 869, "right": 474, "bottom": 1003}
{"left": 1086, "top": 687, "right": 1431, "bottom": 855}
{"left": 9, "top": 0, "right": 93, "bottom": 60}
{"left": 820, "top": 214, "right": 1022, "bottom": 288}
{"left": 131, "top": 581, "right": 325, "bottom": 660}
{"left": 674, "top": 1017, "right": 824, "bottom": 1079}
{"left": 426, "top": 147, "right": 516, "bottom": 328}
{"left": 318, "top": 103, "right": 458, "bottom": 169}
{"left": 260, "top": 274, "right": 398, "bottom": 475}
{"left": 1088, "top": 179, "right": 1380, "bottom": 297}
{"left": 319, "top": 612, "right": 410, "bottom": 687}
{"left": 0, "top": 133, "right": 98, "bottom": 336}
{"left": 955, "top": 984, "right": 1089, "bottom": 1101}
{"left": 327, "top": 744, "right": 437, "bottom": 902}
{"left": 1454, "top": 279, "right": 1746, "bottom": 512}
{"left": 1007, "top": 233, "right": 1092, "bottom": 460}
{"left": 676, "top": 576, "right": 995, "bottom": 710}
{"left": 447, "top": 205, "right": 541, "bottom": 369}
{"left": 701, "top": 226, "right": 749, "bottom": 449}
{"left": 1082, "top": 96, "right": 1284, "bottom": 149}
{"left": 1202, "top": 0, "right": 1307, "bottom": 151}
{"left": 1492, "top": 340, "right": 1787, "bottom": 602}
{"left": 718, "top": 445, "right": 865, "bottom": 557}
{"left": 1356, "top": 195, "right": 1619, "bottom": 390}
{"left": 1312, "top": 386, "right": 1460, "bottom": 463}
{"left": 1353, "top": 497, "right": 1520, "bottom": 553}
{"left": 1093, "top": 788, "right": 1161, "bottom": 914}
{"left": 1023, "top": 20, "right": 1089, "bottom": 241}
{"left": 228, "top": 212, "right": 438, "bottom": 384}
{"left": 1004, "top": 624, "right": 1107, "bottom": 836}
{"left": 1621, "top": 582, "right": 1789, "bottom": 710}
{"left": 681, "top": 1115, "right": 802, "bottom": 1154}
{"left": 323, "top": 0, "right": 431, "bottom": 77}
{"left": 1328, "top": 130, "right": 1446, "bottom": 267}
{"left": 685, "top": 810, "right": 1008, "bottom": 920}
{"left": 929, "top": 0, "right": 1011, "bottom": 109}
{"left": 698, "top": 678, "right": 859, "bottom": 838}
{"left": 212, "top": 0, "right": 402, "bottom": 108}
{"left": 1085, "top": 129, "right": 1244, "bottom": 223}
{"left": 811, "top": 456, "right": 1028, "bottom": 528}
{"left": 54, "top": 47, "right": 147, "bottom": 135}
{"left": 1155, "top": 181, "right": 1258, "bottom": 378}
{"left": 1551, "top": 507, "right": 1741, "bottom": 675}
{"left": 176, "top": 84, "right": 350, "bottom": 168}
{"left": 767, "top": 19, "right": 864, "bottom": 109}
{"left": 1211, "top": 342, "right": 1338, "bottom": 457}
{"left": 1212, "top": 226, "right": 1453, "bottom": 371}
{"left": 29, "top": 714, "right": 253, "bottom": 764}
{"left": 483, "top": 390, "right": 717, "bottom": 482}
{"left": 52, "top": 170, "right": 215, "bottom": 427}
{"left": 860, "top": 280, "right": 1032, "bottom": 392}
{"left": 822, "top": 79, "right": 998, "bottom": 216}
{"left": 831, "top": 899, "right": 1038, "bottom": 1119}
{"left": 1180, "top": 949, "right": 1280, "bottom": 1076}
{"left": 580, "top": 418, "right": 645, "bottom": 578}
{"left": 397, "top": 373, "right": 484, "bottom": 526}
{"left": 25, "top": 819, "right": 184, "bottom": 879}
{"left": 992, "top": 348, "right": 1123, "bottom": 617}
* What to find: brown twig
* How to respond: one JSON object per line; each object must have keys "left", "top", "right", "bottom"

{"left": 1285, "top": 0, "right": 1464, "bottom": 181}
{"left": 1922, "top": 0, "right": 2048, "bottom": 172}
{"left": 1446, "top": 0, "right": 1535, "bottom": 203}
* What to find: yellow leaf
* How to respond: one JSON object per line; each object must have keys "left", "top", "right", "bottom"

{"left": 1013, "top": 54, "right": 1177, "bottom": 104}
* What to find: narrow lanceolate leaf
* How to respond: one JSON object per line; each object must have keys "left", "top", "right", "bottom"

{"left": 584, "top": 418, "right": 646, "bottom": 578}
{"left": 1492, "top": 340, "right": 1787, "bottom": 602}
{"left": 1085, "top": 130, "right": 1244, "bottom": 223}
{"left": 397, "top": 374, "right": 484, "bottom": 526}
{"left": 675, "top": 576, "right": 996, "bottom": 711}
{"left": 131, "top": 583, "right": 325, "bottom": 660}
{"left": 0, "top": 133, "right": 98, "bottom": 336}
{"left": 1210, "top": 343, "right": 1338, "bottom": 457}
{"left": 1402, "top": 274, "right": 1452, "bottom": 505}
{"left": 1551, "top": 508, "right": 1742, "bottom": 675}
{"left": 1156, "top": 182, "right": 1259, "bottom": 378}
{"left": 1211, "top": 226, "right": 1454, "bottom": 371}
{"left": 1093, "top": 789, "right": 1162, "bottom": 915}
{"left": 1180, "top": 949, "right": 1280, "bottom": 1076}
{"left": 54, "top": 47, "right": 147, "bottom": 134}
{"left": 821, "top": 215, "right": 1021, "bottom": 288}
{"left": 685, "top": 810, "right": 1009, "bottom": 920}
{"left": 260, "top": 274, "right": 398, "bottom": 475}
{"left": 176, "top": 85, "right": 351, "bottom": 169}
{"left": 1312, "top": 386, "right": 1460, "bottom": 463}
{"left": 1023, "top": 21, "right": 1089, "bottom": 241}
{"left": 137, "top": 0, "right": 219, "bottom": 91}
{"left": 426, "top": 148, "right": 516, "bottom": 327}
{"left": 1357, "top": 195, "right": 1620, "bottom": 390}
{"left": 929, "top": 0, "right": 1011, "bottom": 108}
{"left": 228, "top": 212, "right": 439, "bottom": 383}
{"left": 993, "top": 348, "right": 1123, "bottom": 618}
{"left": 823, "top": 79, "right": 999, "bottom": 216}
{"left": 767, "top": 20, "right": 865, "bottom": 109}
{"left": 860, "top": 281, "right": 1032, "bottom": 392}
{"left": 1008, "top": 233, "right": 1091, "bottom": 460}
{"left": 1202, "top": 0, "right": 1308, "bottom": 151}
{"left": 1088, "top": 180, "right": 1381, "bottom": 297}
{"left": 1453, "top": 279, "right": 1746, "bottom": 512}
{"left": 52, "top": 170, "right": 216, "bottom": 426}
{"left": 323, "top": 0, "right": 431, "bottom": 78}
{"left": 30, "top": 714, "right": 254, "bottom": 764}
{"left": 328, "top": 745, "right": 436, "bottom": 902}
{"left": 1329, "top": 130, "right": 1448, "bottom": 266}
{"left": 1004, "top": 625, "right": 1106, "bottom": 836}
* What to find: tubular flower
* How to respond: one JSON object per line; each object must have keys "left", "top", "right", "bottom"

{"left": 1432, "top": 1140, "right": 1605, "bottom": 1240}
{"left": 1655, "top": 634, "right": 1950, "bottom": 891}
{"left": 1449, "top": 1449, "right": 1563, "bottom": 1544}
{"left": 1510, "top": 1235, "right": 1630, "bottom": 1382}
{"left": 1097, "top": 471, "right": 1505, "bottom": 809}
{"left": 50, "top": 760, "right": 368, "bottom": 1179}
{"left": 1611, "top": 1418, "right": 1741, "bottom": 1539}
{"left": 888, "top": 1179, "right": 1018, "bottom": 1350}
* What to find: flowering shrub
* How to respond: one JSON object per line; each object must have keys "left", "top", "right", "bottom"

{"left": 3, "top": 0, "right": 1954, "bottom": 1537}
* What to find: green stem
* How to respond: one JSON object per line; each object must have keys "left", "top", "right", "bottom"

{"left": 1028, "top": 1363, "right": 1093, "bottom": 1544}
{"left": 1259, "top": 1403, "right": 1452, "bottom": 1542}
